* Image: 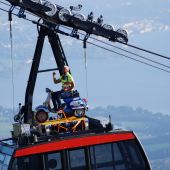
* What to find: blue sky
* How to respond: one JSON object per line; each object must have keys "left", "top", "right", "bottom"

{"left": 0, "top": 0, "right": 170, "bottom": 114}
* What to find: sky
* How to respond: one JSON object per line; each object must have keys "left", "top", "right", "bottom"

{"left": 0, "top": 0, "right": 170, "bottom": 115}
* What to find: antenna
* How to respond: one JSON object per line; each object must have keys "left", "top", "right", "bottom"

{"left": 70, "top": 4, "right": 82, "bottom": 12}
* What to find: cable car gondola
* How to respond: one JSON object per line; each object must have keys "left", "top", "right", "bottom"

{"left": 1, "top": 131, "right": 151, "bottom": 170}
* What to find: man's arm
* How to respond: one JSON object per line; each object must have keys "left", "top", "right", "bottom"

{"left": 53, "top": 72, "right": 61, "bottom": 84}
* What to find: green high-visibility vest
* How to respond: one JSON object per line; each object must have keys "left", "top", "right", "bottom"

{"left": 60, "top": 72, "right": 74, "bottom": 90}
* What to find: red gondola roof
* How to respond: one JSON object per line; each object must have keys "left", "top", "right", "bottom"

{"left": 14, "top": 131, "right": 135, "bottom": 158}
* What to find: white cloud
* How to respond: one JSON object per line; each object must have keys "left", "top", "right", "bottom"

{"left": 164, "top": 25, "right": 169, "bottom": 31}
{"left": 25, "top": 59, "right": 32, "bottom": 64}
{"left": 62, "top": 37, "right": 74, "bottom": 46}
{"left": 0, "top": 43, "right": 11, "bottom": 49}
{"left": 121, "top": 2, "right": 132, "bottom": 6}
{"left": 61, "top": 36, "right": 84, "bottom": 47}
{"left": 14, "top": 43, "right": 33, "bottom": 49}
{"left": 0, "top": 42, "right": 33, "bottom": 50}
{"left": 140, "top": 27, "right": 153, "bottom": 34}
{"left": 96, "top": 36, "right": 106, "bottom": 41}
{"left": 0, "top": 22, "right": 8, "bottom": 27}
{"left": 123, "top": 19, "right": 170, "bottom": 36}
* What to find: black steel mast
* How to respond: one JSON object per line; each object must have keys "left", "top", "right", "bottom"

{"left": 24, "top": 25, "right": 68, "bottom": 123}
{"left": 4, "top": 0, "right": 128, "bottom": 123}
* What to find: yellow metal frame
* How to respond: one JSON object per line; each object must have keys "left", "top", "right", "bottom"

{"left": 40, "top": 110, "right": 86, "bottom": 132}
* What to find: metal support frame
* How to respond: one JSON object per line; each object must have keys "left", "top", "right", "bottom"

{"left": 24, "top": 25, "right": 68, "bottom": 123}
{"left": 6, "top": 0, "right": 128, "bottom": 43}
{"left": 48, "top": 31, "right": 69, "bottom": 74}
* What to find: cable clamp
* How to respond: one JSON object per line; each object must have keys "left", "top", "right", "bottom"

{"left": 8, "top": 5, "right": 15, "bottom": 21}
{"left": 17, "top": 7, "right": 26, "bottom": 18}
{"left": 83, "top": 33, "right": 90, "bottom": 49}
